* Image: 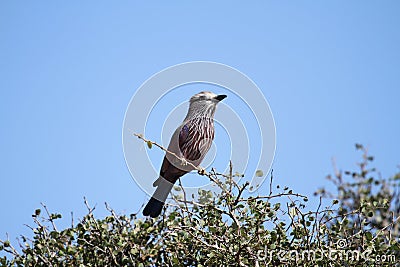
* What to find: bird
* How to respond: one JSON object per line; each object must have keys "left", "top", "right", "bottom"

{"left": 143, "top": 91, "right": 227, "bottom": 218}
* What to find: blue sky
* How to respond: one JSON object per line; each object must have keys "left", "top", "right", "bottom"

{"left": 1, "top": 1, "right": 399, "bottom": 244}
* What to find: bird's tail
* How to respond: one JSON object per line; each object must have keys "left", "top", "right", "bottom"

{"left": 143, "top": 177, "right": 174, "bottom": 218}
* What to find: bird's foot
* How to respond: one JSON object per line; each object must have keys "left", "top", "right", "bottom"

{"left": 180, "top": 158, "right": 188, "bottom": 166}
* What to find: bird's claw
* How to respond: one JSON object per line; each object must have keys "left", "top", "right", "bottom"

{"left": 198, "top": 168, "right": 206, "bottom": 175}
{"left": 180, "top": 158, "right": 188, "bottom": 166}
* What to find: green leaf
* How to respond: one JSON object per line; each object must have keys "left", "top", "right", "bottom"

{"left": 147, "top": 141, "right": 152, "bottom": 149}
{"left": 365, "top": 231, "right": 373, "bottom": 241}
{"left": 173, "top": 186, "right": 181, "bottom": 191}
{"left": 273, "top": 203, "right": 281, "bottom": 211}
{"left": 35, "top": 209, "right": 41, "bottom": 216}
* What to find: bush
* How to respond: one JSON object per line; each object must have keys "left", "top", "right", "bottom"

{"left": 1, "top": 144, "right": 399, "bottom": 266}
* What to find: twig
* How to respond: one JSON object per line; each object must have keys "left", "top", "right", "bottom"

{"left": 134, "top": 133, "right": 203, "bottom": 174}
{"left": 269, "top": 169, "right": 274, "bottom": 196}
{"left": 233, "top": 182, "right": 249, "bottom": 206}
{"left": 174, "top": 178, "right": 194, "bottom": 224}
{"left": 41, "top": 203, "right": 58, "bottom": 232}
{"left": 371, "top": 214, "right": 400, "bottom": 242}
{"left": 134, "top": 133, "right": 231, "bottom": 192}
{"left": 83, "top": 197, "right": 96, "bottom": 214}
{"left": 229, "top": 160, "right": 233, "bottom": 193}
{"left": 105, "top": 202, "right": 123, "bottom": 226}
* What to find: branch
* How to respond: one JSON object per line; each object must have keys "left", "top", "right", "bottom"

{"left": 371, "top": 214, "right": 400, "bottom": 242}
{"left": 41, "top": 203, "right": 58, "bottom": 232}
{"left": 134, "top": 133, "right": 231, "bottom": 194}
{"left": 134, "top": 133, "right": 203, "bottom": 174}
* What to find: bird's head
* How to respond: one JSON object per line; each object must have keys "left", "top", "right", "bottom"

{"left": 189, "top": 91, "right": 227, "bottom": 104}
{"left": 186, "top": 91, "right": 227, "bottom": 119}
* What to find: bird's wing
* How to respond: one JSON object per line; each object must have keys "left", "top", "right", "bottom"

{"left": 154, "top": 120, "right": 213, "bottom": 186}
{"left": 179, "top": 124, "right": 189, "bottom": 149}
{"left": 178, "top": 123, "right": 204, "bottom": 161}
{"left": 153, "top": 124, "right": 195, "bottom": 187}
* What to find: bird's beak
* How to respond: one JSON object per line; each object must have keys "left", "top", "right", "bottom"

{"left": 214, "top": 94, "right": 227, "bottom": 101}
